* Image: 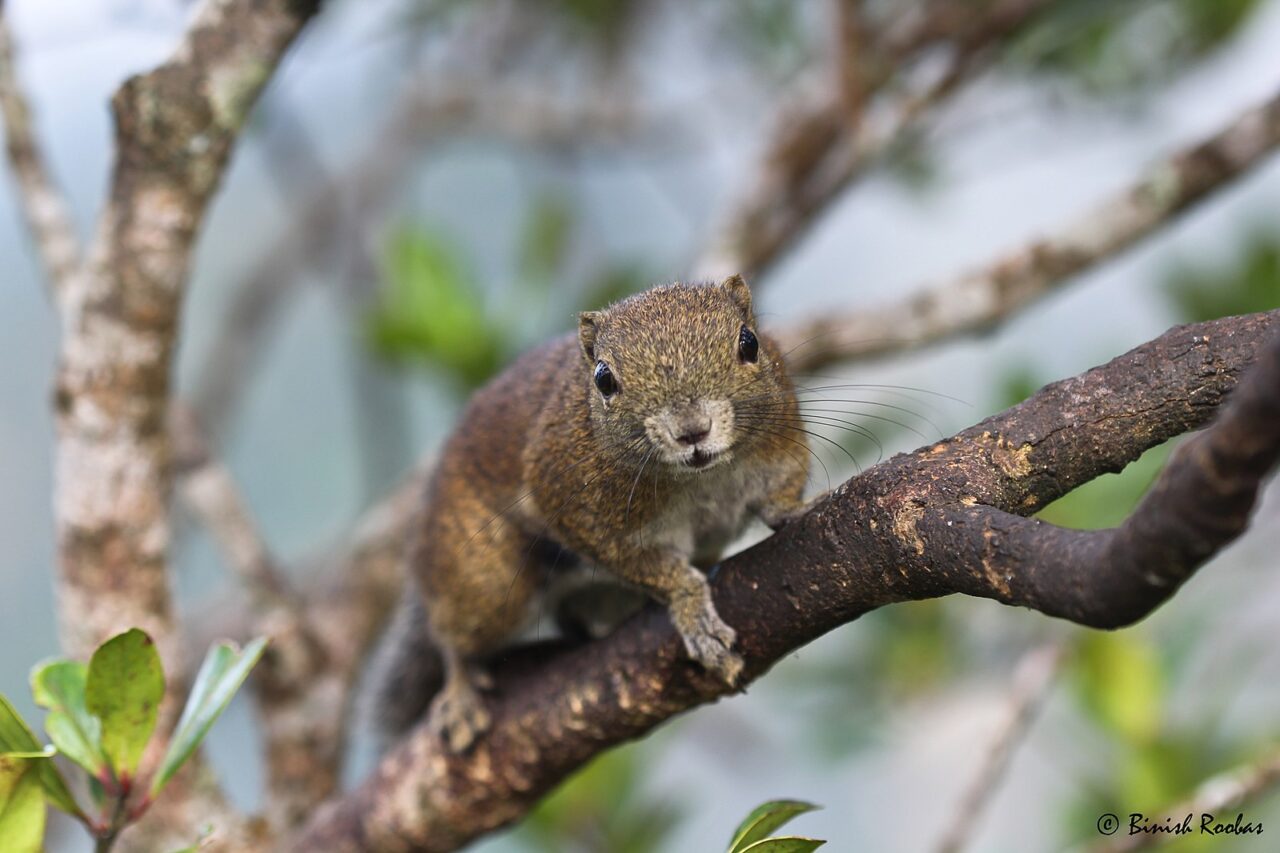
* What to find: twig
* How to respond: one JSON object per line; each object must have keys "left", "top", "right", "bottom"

{"left": 171, "top": 405, "right": 295, "bottom": 609}
{"left": 695, "top": 0, "right": 1056, "bottom": 281}
{"left": 0, "top": 14, "right": 80, "bottom": 293}
{"left": 1089, "top": 747, "right": 1280, "bottom": 853}
{"left": 192, "top": 76, "right": 645, "bottom": 434}
{"left": 777, "top": 85, "right": 1280, "bottom": 372}
{"left": 833, "top": 0, "right": 870, "bottom": 127}
{"left": 935, "top": 640, "right": 1068, "bottom": 853}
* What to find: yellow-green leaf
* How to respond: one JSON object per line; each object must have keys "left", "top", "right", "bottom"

{"left": 0, "top": 753, "right": 48, "bottom": 853}
{"left": 0, "top": 696, "right": 82, "bottom": 817}
{"left": 86, "top": 629, "right": 165, "bottom": 780}
{"left": 1071, "top": 632, "right": 1163, "bottom": 743}
{"left": 30, "top": 661, "right": 107, "bottom": 778}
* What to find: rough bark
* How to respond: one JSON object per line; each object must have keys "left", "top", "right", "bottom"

{"left": 38, "top": 0, "right": 322, "bottom": 847}
{"left": 292, "top": 310, "right": 1280, "bottom": 851}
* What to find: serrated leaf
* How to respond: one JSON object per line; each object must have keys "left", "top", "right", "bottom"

{"left": 0, "top": 696, "right": 82, "bottom": 817}
{"left": 739, "top": 837, "right": 826, "bottom": 853}
{"left": 729, "top": 800, "right": 821, "bottom": 853}
{"left": 30, "top": 661, "right": 107, "bottom": 778}
{"left": 150, "top": 638, "right": 267, "bottom": 798}
{"left": 0, "top": 753, "right": 48, "bottom": 853}
{"left": 86, "top": 629, "right": 165, "bottom": 780}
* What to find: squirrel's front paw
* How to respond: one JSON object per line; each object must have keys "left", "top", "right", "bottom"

{"left": 680, "top": 608, "right": 744, "bottom": 685}
{"left": 429, "top": 678, "right": 491, "bottom": 753}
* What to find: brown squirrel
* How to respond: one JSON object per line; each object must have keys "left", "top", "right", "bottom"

{"left": 373, "top": 275, "right": 810, "bottom": 751}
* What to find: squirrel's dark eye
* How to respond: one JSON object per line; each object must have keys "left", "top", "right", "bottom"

{"left": 738, "top": 326, "right": 759, "bottom": 363}
{"left": 594, "top": 361, "right": 619, "bottom": 397}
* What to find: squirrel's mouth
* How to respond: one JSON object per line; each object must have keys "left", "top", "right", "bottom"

{"left": 684, "top": 447, "right": 724, "bottom": 470}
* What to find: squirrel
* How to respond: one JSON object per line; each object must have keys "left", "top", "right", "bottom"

{"left": 372, "top": 275, "right": 810, "bottom": 751}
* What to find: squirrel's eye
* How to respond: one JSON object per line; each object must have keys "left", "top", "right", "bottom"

{"left": 594, "top": 361, "right": 619, "bottom": 397}
{"left": 738, "top": 326, "right": 759, "bottom": 363}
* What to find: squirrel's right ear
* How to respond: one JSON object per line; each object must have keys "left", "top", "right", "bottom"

{"left": 578, "top": 311, "right": 603, "bottom": 362}
{"left": 720, "top": 274, "right": 754, "bottom": 319}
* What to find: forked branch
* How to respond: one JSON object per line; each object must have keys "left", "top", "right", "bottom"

{"left": 293, "top": 310, "right": 1280, "bottom": 851}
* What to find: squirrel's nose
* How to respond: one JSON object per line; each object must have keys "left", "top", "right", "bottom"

{"left": 676, "top": 423, "right": 711, "bottom": 446}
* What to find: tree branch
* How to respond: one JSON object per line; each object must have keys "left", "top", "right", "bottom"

{"left": 0, "top": 14, "right": 81, "bottom": 292}
{"left": 1090, "top": 746, "right": 1280, "bottom": 852}
{"left": 778, "top": 86, "right": 1280, "bottom": 372}
{"left": 292, "top": 310, "right": 1280, "bottom": 851}
{"left": 38, "top": 0, "right": 322, "bottom": 847}
{"left": 935, "top": 640, "right": 1066, "bottom": 853}
{"left": 695, "top": 0, "right": 1056, "bottom": 281}
{"left": 191, "top": 74, "right": 645, "bottom": 433}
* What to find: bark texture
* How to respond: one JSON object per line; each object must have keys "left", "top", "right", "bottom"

{"left": 292, "top": 311, "right": 1280, "bottom": 851}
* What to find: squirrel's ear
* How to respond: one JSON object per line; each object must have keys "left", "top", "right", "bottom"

{"left": 720, "top": 274, "right": 753, "bottom": 319}
{"left": 578, "top": 311, "right": 603, "bottom": 362}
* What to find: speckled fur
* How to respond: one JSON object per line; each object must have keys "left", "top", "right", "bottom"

{"left": 393, "top": 277, "right": 809, "bottom": 751}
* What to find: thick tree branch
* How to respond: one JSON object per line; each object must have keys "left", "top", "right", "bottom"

{"left": 267, "top": 79, "right": 1280, "bottom": 734}
{"left": 778, "top": 86, "right": 1280, "bottom": 371}
{"left": 36, "top": 0, "right": 322, "bottom": 847}
{"left": 292, "top": 310, "right": 1280, "bottom": 851}
{"left": 0, "top": 15, "right": 81, "bottom": 291}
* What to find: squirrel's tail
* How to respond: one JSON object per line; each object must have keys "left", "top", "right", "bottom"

{"left": 365, "top": 582, "right": 444, "bottom": 743}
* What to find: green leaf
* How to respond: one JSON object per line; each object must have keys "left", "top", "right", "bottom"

{"left": 739, "top": 839, "right": 826, "bottom": 853}
{"left": 0, "top": 695, "right": 82, "bottom": 817}
{"left": 1070, "top": 632, "right": 1164, "bottom": 743}
{"left": 729, "top": 800, "right": 821, "bottom": 853}
{"left": 150, "top": 638, "right": 267, "bottom": 798}
{"left": 86, "top": 629, "right": 165, "bottom": 780}
{"left": 30, "top": 661, "right": 107, "bottom": 778}
{"left": 0, "top": 753, "right": 48, "bottom": 853}
{"left": 366, "top": 228, "right": 504, "bottom": 387}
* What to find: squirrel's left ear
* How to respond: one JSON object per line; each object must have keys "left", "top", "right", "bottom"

{"left": 578, "top": 311, "right": 603, "bottom": 362}
{"left": 720, "top": 274, "right": 753, "bottom": 319}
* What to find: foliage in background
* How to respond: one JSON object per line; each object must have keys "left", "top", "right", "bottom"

{"left": 366, "top": 228, "right": 506, "bottom": 389}
{"left": 1165, "top": 229, "right": 1280, "bottom": 322}
{"left": 0, "top": 630, "right": 265, "bottom": 853}
{"left": 367, "top": 202, "right": 649, "bottom": 394}
{"left": 1059, "top": 629, "right": 1263, "bottom": 851}
{"left": 1009, "top": 0, "right": 1265, "bottom": 92}
{"left": 518, "top": 744, "right": 681, "bottom": 853}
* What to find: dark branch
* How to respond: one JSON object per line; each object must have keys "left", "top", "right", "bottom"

{"left": 292, "top": 310, "right": 1280, "bottom": 851}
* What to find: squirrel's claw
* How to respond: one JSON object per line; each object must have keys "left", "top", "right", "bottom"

{"left": 430, "top": 678, "right": 491, "bottom": 753}
{"left": 680, "top": 607, "right": 744, "bottom": 686}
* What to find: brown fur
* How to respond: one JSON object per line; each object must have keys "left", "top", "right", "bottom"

{"left": 386, "top": 276, "right": 809, "bottom": 751}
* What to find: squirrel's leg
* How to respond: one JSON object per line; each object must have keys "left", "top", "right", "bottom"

{"left": 419, "top": 504, "right": 540, "bottom": 752}
{"left": 756, "top": 457, "right": 814, "bottom": 530}
{"left": 432, "top": 647, "right": 493, "bottom": 753}
{"left": 614, "top": 549, "right": 744, "bottom": 685}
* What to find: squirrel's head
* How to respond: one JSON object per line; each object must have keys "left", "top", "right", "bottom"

{"left": 577, "top": 275, "right": 792, "bottom": 473}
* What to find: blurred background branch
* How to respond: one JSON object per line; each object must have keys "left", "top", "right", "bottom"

{"left": 1, "top": 0, "right": 1278, "bottom": 851}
